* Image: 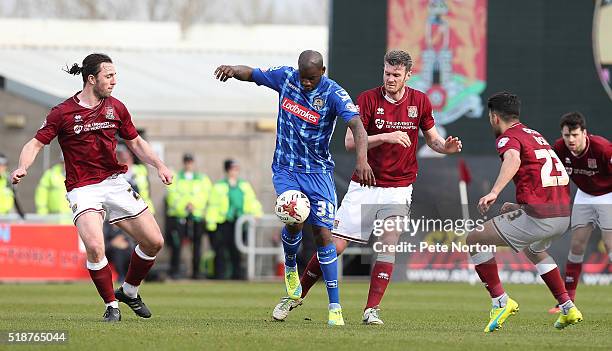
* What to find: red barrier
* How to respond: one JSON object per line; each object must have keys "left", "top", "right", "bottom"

{"left": 0, "top": 224, "right": 90, "bottom": 281}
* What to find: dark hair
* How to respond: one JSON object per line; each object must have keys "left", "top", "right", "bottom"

{"left": 64, "top": 53, "right": 113, "bottom": 84}
{"left": 559, "top": 111, "right": 586, "bottom": 131}
{"left": 487, "top": 91, "right": 521, "bottom": 121}
{"left": 384, "top": 50, "right": 413, "bottom": 71}
{"left": 224, "top": 159, "right": 237, "bottom": 172}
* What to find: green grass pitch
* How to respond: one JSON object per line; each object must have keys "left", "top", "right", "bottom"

{"left": 0, "top": 281, "right": 610, "bottom": 350}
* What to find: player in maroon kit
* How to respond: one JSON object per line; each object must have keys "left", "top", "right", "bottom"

{"left": 272, "top": 50, "right": 462, "bottom": 324}
{"left": 10, "top": 53, "right": 173, "bottom": 322}
{"left": 547, "top": 112, "right": 611, "bottom": 313}
{"left": 465, "top": 92, "right": 583, "bottom": 332}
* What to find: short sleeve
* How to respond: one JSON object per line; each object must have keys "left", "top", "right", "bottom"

{"left": 251, "top": 66, "right": 290, "bottom": 92}
{"left": 331, "top": 86, "right": 359, "bottom": 123}
{"left": 116, "top": 102, "right": 139, "bottom": 140}
{"left": 356, "top": 92, "right": 372, "bottom": 127}
{"left": 419, "top": 95, "right": 435, "bottom": 131}
{"left": 34, "top": 107, "right": 63, "bottom": 145}
{"left": 552, "top": 138, "right": 564, "bottom": 154}
{"left": 496, "top": 135, "right": 521, "bottom": 157}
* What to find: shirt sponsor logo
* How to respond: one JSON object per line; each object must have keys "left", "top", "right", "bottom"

{"left": 281, "top": 97, "right": 321, "bottom": 125}
{"left": 375, "top": 118, "right": 385, "bottom": 129}
{"left": 497, "top": 137, "right": 509, "bottom": 148}
{"left": 587, "top": 158, "right": 597, "bottom": 169}
{"left": 73, "top": 125, "right": 83, "bottom": 134}
{"left": 408, "top": 105, "right": 418, "bottom": 118}
{"left": 313, "top": 96, "right": 325, "bottom": 111}
{"left": 83, "top": 121, "right": 117, "bottom": 132}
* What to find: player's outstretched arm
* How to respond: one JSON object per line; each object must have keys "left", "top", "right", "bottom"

{"left": 423, "top": 126, "right": 462, "bottom": 154}
{"left": 477, "top": 149, "right": 521, "bottom": 214}
{"left": 214, "top": 65, "right": 254, "bottom": 82}
{"left": 345, "top": 128, "right": 410, "bottom": 151}
{"left": 347, "top": 117, "right": 375, "bottom": 186}
{"left": 124, "top": 136, "right": 173, "bottom": 185}
{"left": 10, "top": 138, "right": 45, "bottom": 184}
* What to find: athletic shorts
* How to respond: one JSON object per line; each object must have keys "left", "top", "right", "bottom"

{"left": 492, "top": 209, "right": 569, "bottom": 253}
{"left": 571, "top": 189, "right": 612, "bottom": 231}
{"left": 66, "top": 173, "right": 148, "bottom": 225}
{"left": 332, "top": 181, "right": 413, "bottom": 245}
{"left": 272, "top": 165, "right": 337, "bottom": 229}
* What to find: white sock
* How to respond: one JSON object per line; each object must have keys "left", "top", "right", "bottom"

{"left": 567, "top": 252, "right": 584, "bottom": 263}
{"left": 122, "top": 282, "right": 139, "bottom": 298}
{"left": 559, "top": 300, "right": 575, "bottom": 315}
{"left": 329, "top": 303, "right": 341, "bottom": 310}
{"left": 105, "top": 300, "right": 119, "bottom": 308}
{"left": 492, "top": 293, "right": 508, "bottom": 308}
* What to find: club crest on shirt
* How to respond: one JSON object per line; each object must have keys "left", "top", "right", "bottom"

{"left": 73, "top": 125, "right": 83, "bottom": 134}
{"left": 313, "top": 96, "right": 325, "bottom": 111}
{"left": 105, "top": 107, "right": 115, "bottom": 120}
{"left": 587, "top": 158, "right": 597, "bottom": 169}
{"left": 408, "top": 105, "right": 418, "bottom": 118}
{"left": 375, "top": 118, "right": 385, "bottom": 129}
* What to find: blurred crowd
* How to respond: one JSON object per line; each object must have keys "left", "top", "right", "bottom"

{"left": 0, "top": 146, "right": 263, "bottom": 281}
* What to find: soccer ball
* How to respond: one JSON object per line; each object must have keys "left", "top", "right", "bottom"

{"left": 274, "top": 190, "right": 311, "bottom": 224}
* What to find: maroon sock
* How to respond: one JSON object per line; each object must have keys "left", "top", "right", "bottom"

{"left": 474, "top": 258, "right": 505, "bottom": 298}
{"left": 300, "top": 254, "right": 322, "bottom": 298}
{"left": 564, "top": 262, "right": 582, "bottom": 301}
{"left": 365, "top": 261, "right": 394, "bottom": 309}
{"left": 88, "top": 264, "right": 116, "bottom": 303}
{"left": 125, "top": 249, "right": 155, "bottom": 287}
{"left": 541, "top": 267, "right": 571, "bottom": 305}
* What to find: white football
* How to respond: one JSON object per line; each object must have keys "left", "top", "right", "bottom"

{"left": 274, "top": 190, "right": 311, "bottom": 224}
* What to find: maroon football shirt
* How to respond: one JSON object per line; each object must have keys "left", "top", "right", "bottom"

{"left": 496, "top": 122, "right": 570, "bottom": 218}
{"left": 553, "top": 135, "right": 611, "bottom": 196}
{"left": 351, "top": 86, "right": 435, "bottom": 187}
{"left": 35, "top": 92, "right": 139, "bottom": 191}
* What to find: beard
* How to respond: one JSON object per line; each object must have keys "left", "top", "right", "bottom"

{"left": 93, "top": 84, "right": 111, "bottom": 99}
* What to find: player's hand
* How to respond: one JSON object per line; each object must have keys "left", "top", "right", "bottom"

{"left": 214, "top": 65, "right": 235, "bottom": 82}
{"left": 384, "top": 131, "right": 411, "bottom": 148}
{"left": 444, "top": 135, "right": 462, "bottom": 153}
{"left": 500, "top": 202, "right": 521, "bottom": 214}
{"left": 477, "top": 191, "right": 498, "bottom": 215}
{"left": 355, "top": 160, "right": 376, "bottom": 187}
{"left": 10, "top": 168, "right": 27, "bottom": 184}
{"left": 157, "top": 166, "right": 173, "bottom": 185}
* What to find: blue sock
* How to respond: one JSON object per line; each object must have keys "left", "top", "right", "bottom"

{"left": 317, "top": 243, "right": 340, "bottom": 305}
{"left": 281, "top": 227, "right": 302, "bottom": 268}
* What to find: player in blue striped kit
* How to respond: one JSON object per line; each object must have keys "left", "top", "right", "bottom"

{"left": 215, "top": 50, "right": 374, "bottom": 325}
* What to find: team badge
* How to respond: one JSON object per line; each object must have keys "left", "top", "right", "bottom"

{"left": 313, "top": 97, "right": 325, "bottom": 111}
{"left": 105, "top": 107, "right": 115, "bottom": 120}
{"left": 73, "top": 125, "right": 83, "bottom": 134}
{"left": 587, "top": 158, "right": 597, "bottom": 169}
{"left": 375, "top": 119, "right": 385, "bottom": 129}
{"left": 408, "top": 105, "right": 418, "bottom": 118}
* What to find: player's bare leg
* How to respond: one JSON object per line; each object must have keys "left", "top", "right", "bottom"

{"left": 77, "top": 212, "right": 120, "bottom": 322}
{"left": 466, "top": 220, "right": 519, "bottom": 332}
{"left": 113, "top": 210, "right": 164, "bottom": 318}
{"left": 523, "top": 249, "right": 583, "bottom": 328}
{"left": 363, "top": 217, "right": 402, "bottom": 325}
